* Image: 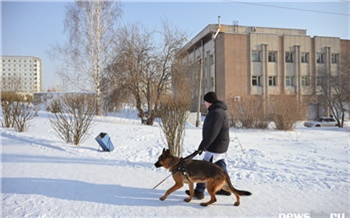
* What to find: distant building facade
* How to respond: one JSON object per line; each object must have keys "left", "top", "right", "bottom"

{"left": 181, "top": 21, "right": 350, "bottom": 119}
{"left": 1, "top": 56, "right": 42, "bottom": 93}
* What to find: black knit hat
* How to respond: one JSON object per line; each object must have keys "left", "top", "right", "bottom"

{"left": 203, "top": 91, "right": 217, "bottom": 103}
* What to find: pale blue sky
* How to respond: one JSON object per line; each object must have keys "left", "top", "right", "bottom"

{"left": 1, "top": 1, "right": 349, "bottom": 90}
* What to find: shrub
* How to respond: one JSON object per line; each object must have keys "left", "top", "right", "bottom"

{"left": 48, "top": 94, "right": 96, "bottom": 145}
{"left": 1, "top": 92, "right": 38, "bottom": 132}
{"left": 46, "top": 99, "right": 60, "bottom": 114}
{"left": 227, "top": 96, "right": 269, "bottom": 129}
{"left": 158, "top": 94, "right": 191, "bottom": 158}
{"left": 268, "top": 96, "right": 306, "bottom": 131}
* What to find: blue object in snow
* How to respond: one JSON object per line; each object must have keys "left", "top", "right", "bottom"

{"left": 95, "top": 132, "right": 114, "bottom": 152}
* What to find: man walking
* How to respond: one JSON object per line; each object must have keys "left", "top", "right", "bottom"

{"left": 186, "top": 91, "right": 231, "bottom": 199}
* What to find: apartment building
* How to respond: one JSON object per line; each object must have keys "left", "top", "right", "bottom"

{"left": 1, "top": 56, "right": 42, "bottom": 94}
{"left": 182, "top": 22, "right": 350, "bottom": 119}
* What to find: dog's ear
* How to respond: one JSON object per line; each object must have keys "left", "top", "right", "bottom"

{"left": 165, "top": 149, "right": 171, "bottom": 156}
{"left": 162, "top": 148, "right": 166, "bottom": 155}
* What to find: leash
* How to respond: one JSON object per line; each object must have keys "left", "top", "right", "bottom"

{"left": 152, "top": 173, "right": 173, "bottom": 190}
{"left": 152, "top": 150, "right": 199, "bottom": 190}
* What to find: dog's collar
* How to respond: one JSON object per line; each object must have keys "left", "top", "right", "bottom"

{"left": 168, "top": 157, "right": 180, "bottom": 171}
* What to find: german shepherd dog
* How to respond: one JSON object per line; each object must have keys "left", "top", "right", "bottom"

{"left": 154, "top": 149, "right": 252, "bottom": 206}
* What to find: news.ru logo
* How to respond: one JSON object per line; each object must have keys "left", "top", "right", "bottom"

{"left": 330, "top": 213, "right": 345, "bottom": 218}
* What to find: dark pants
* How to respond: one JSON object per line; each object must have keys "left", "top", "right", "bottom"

{"left": 195, "top": 158, "right": 228, "bottom": 193}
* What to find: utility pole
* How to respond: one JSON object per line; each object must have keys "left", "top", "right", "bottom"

{"left": 196, "top": 58, "right": 202, "bottom": 127}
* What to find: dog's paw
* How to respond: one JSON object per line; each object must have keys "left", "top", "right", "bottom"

{"left": 200, "top": 203, "right": 208, "bottom": 207}
{"left": 234, "top": 202, "right": 240, "bottom": 206}
{"left": 159, "top": 196, "right": 166, "bottom": 201}
{"left": 184, "top": 197, "right": 191, "bottom": 203}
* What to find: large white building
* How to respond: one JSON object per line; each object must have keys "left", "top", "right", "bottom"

{"left": 1, "top": 56, "right": 42, "bottom": 93}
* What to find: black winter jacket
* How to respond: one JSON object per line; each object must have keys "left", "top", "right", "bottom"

{"left": 198, "top": 100, "right": 230, "bottom": 154}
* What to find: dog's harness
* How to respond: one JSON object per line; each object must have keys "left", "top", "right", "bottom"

{"left": 153, "top": 150, "right": 199, "bottom": 190}
{"left": 171, "top": 158, "right": 192, "bottom": 183}
{"left": 169, "top": 150, "right": 199, "bottom": 183}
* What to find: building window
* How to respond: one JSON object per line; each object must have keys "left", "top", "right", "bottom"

{"left": 286, "top": 76, "right": 295, "bottom": 86}
{"left": 252, "top": 51, "right": 261, "bottom": 62}
{"left": 331, "top": 53, "right": 338, "bottom": 64}
{"left": 301, "top": 76, "right": 310, "bottom": 86}
{"left": 317, "top": 53, "right": 325, "bottom": 63}
{"left": 268, "top": 51, "right": 277, "bottom": 62}
{"left": 285, "top": 52, "right": 294, "bottom": 63}
{"left": 301, "top": 52, "right": 309, "bottom": 63}
{"left": 268, "top": 76, "right": 277, "bottom": 86}
{"left": 252, "top": 75, "right": 262, "bottom": 86}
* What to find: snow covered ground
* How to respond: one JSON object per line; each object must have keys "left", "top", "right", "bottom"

{"left": 1, "top": 108, "right": 349, "bottom": 217}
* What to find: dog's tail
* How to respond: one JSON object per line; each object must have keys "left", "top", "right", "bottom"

{"left": 226, "top": 175, "right": 252, "bottom": 196}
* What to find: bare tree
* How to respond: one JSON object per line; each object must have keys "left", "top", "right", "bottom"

{"left": 227, "top": 96, "right": 268, "bottom": 129}
{"left": 315, "top": 54, "right": 350, "bottom": 127}
{"left": 159, "top": 95, "right": 191, "bottom": 157}
{"left": 12, "top": 101, "right": 39, "bottom": 133}
{"left": 1, "top": 92, "right": 38, "bottom": 132}
{"left": 1, "top": 75, "right": 22, "bottom": 92}
{"left": 1, "top": 94, "right": 14, "bottom": 128}
{"left": 268, "top": 96, "right": 306, "bottom": 131}
{"left": 149, "top": 21, "right": 187, "bottom": 125}
{"left": 105, "top": 23, "right": 154, "bottom": 122}
{"left": 158, "top": 55, "right": 192, "bottom": 157}
{"left": 48, "top": 0, "right": 122, "bottom": 115}
{"left": 48, "top": 94, "right": 96, "bottom": 145}
{"left": 106, "top": 20, "right": 187, "bottom": 125}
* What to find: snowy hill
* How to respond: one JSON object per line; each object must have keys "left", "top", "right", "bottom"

{"left": 1, "top": 110, "right": 349, "bottom": 217}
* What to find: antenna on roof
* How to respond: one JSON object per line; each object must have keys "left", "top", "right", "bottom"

{"left": 232, "top": 20, "right": 239, "bottom": 32}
